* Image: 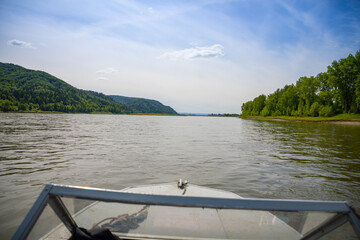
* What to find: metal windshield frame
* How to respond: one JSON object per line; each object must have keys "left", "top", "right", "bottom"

{"left": 12, "top": 184, "right": 360, "bottom": 240}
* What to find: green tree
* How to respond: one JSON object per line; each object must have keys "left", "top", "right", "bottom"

{"left": 316, "top": 72, "right": 334, "bottom": 107}
{"left": 241, "top": 100, "right": 253, "bottom": 116}
{"left": 251, "top": 95, "right": 266, "bottom": 115}
{"left": 263, "top": 89, "right": 281, "bottom": 116}
{"left": 241, "top": 50, "right": 359, "bottom": 117}
{"left": 354, "top": 51, "right": 360, "bottom": 113}
{"left": 356, "top": 74, "right": 360, "bottom": 113}
{"left": 327, "top": 53, "right": 358, "bottom": 113}
{"left": 0, "top": 99, "right": 11, "bottom": 112}
{"left": 296, "top": 76, "right": 320, "bottom": 115}
{"left": 277, "top": 85, "right": 299, "bottom": 116}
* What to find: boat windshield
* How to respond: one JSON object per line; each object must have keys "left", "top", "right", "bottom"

{"left": 13, "top": 184, "right": 360, "bottom": 240}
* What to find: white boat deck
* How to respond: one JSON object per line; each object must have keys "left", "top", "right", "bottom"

{"left": 39, "top": 182, "right": 301, "bottom": 240}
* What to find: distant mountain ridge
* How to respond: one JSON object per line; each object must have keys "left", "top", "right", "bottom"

{"left": 109, "top": 95, "right": 177, "bottom": 115}
{"left": 0, "top": 62, "right": 177, "bottom": 114}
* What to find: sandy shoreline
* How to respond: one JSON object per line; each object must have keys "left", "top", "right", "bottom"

{"left": 242, "top": 117, "right": 360, "bottom": 126}
{"left": 329, "top": 121, "right": 360, "bottom": 126}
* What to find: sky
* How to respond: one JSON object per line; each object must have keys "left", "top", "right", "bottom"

{"left": 0, "top": 0, "right": 360, "bottom": 114}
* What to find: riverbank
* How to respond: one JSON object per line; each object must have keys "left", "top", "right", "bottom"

{"left": 0, "top": 111, "right": 179, "bottom": 116}
{"left": 241, "top": 114, "right": 360, "bottom": 126}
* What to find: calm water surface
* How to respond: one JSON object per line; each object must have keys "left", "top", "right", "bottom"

{"left": 0, "top": 113, "right": 359, "bottom": 239}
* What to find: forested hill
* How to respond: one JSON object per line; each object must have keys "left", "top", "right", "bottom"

{"left": 241, "top": 50, "right": 360, "bottom": 117}
{"left": 0, "top": 62, "right": 134, "bottom": 113}
{"left": 109, "top": 95, "right": 177, "bottom": 115}
{"left": 0, "top": 63, "right": 176, "bottom": 114}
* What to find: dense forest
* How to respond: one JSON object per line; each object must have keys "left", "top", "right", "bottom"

{"left": 241, "top": 50, "right": 360, "bottom": 117}
{"left": 0, "top": 63, "right": 133, "bottom": 114}
{"left": 109, "top": 95, "right": 177, "bottom": 115}
{"left": 0, "top": 63, "right": 177, "bottom": 114}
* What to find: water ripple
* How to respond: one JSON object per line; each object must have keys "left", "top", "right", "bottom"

{"left": 0, "top": 113, "right": 360, "bottom": 239}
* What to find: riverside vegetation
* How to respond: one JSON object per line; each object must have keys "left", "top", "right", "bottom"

{"left": 241, "top": 50, "right": 360, "bottom": 120}
{"left": 0, "top": 63, "right": 177, "bottom": 115}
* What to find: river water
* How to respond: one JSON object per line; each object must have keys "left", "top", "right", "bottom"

{"left": 0, "top": 113, "right": 359, "bottom": 239}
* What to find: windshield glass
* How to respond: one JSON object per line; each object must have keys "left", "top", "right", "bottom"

{"left": 26, "top": 196, "right": 359, "bottom": 240}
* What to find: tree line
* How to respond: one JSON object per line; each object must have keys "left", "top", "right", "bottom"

{"left": 241, "top": 50, "right": 360, "bottom": 117}
{"left": 109, "top": 95, "right": 178, "bottom": 115}
{"left": 0, "top": 63, "right": 133, "bottom": 114}
{"left": 208, "top": 113, "right": 240, "bottom": 117}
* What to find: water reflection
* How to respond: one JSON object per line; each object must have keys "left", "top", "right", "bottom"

{"left": 0, "top": 113, "right": 359, "bottom": 239}
{"left": 240, "top": 120, "right": 360, "bottom": 203}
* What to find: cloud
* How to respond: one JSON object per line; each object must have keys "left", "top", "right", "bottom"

{"left": 8, "top": 39, "right": 36, "bottom": 49}
{"left": 159, "top": 44, "right": 224, "bottom": 60}
{"left": 96, "top": 77, "right": 109, "bottom": 81}
{"left": 96, "top": 67, "right": 118, "bottom": 74}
